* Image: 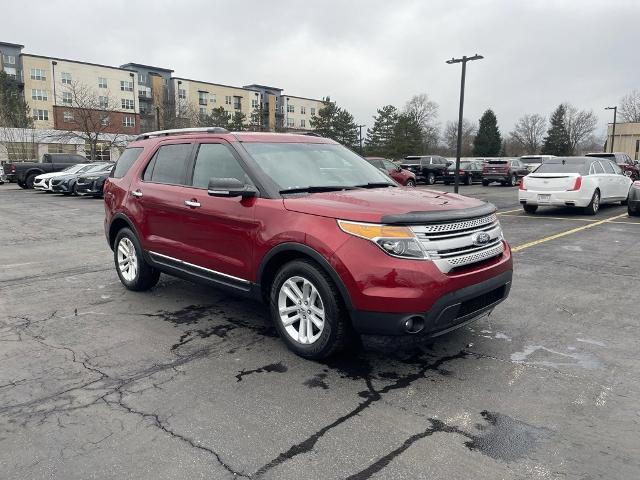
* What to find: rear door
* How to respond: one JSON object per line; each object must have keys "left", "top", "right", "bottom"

{"left": 600, "top": 160, "right": 619, "bottom": 199}
{"left": 589, "top": 161, "right": 609, "bottom": 198}
{"left": 606, "top": 160, "right": 630, "bottom": 199}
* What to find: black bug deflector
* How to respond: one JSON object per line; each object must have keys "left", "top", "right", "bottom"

{"left": 380, "top": 202, "right": 497, "bottom": 225}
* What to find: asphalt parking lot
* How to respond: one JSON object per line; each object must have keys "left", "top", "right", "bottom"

{"left": 1, "top": 182, "right": 639, "bottom": 479}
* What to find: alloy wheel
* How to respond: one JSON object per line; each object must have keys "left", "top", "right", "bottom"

{"left": 117, "top": 237, "right": 138, "bottom": 282}
{"left": 278, "top": 276, "right": 325, "bottom": 345}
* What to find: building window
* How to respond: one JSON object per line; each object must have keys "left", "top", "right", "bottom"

{"left": 48, "top": 144, "right": 77, "bottom": 154}
{"left": 63, "top": 111, "right": 74, "bottom": 122}
{"left": 210, "top": 93, "right": 216, "bottom": 104}
{"left": 198, "top": 91, "right": 208, "bottom": 106}
{"left": 225, "top": 96, "right": 232, "bottom": 105}
{"left": 30, "top": 68, "right": 46, "bottom": 81}
{"left": 300, "top": 119, "right": 306, "bottom": 128}
{"left": 121, "top": 99, "right": 134, "bottom": 110}
{"left": 120, "top": 80, "right": 134, "bottom": 92}
{"left": 122, "top": 116, "right": 135, "bottom": 127}
{"left": 233, "top": 97, "right": 241, "bottom": 110}
{"left": 251, "top": 99, "right": 259, "bottom": 109}
{"left": 287, "top": 104, "right": 295, "bottom": 113}
{"left": 2, "top": 54, "right": 16, "bottom": 65}
{"left": 85, "top": 143, "right": 111, "bottom": 162}
{"left": 101, "top": 116, "right": 110, "bottom": 126}
{"left": 287, "top": 117, "right": 295, "bottom": 127}
{"left": 3, "top": 67, "right": 16, "bottom": 77}
{"left": 61, "top": 72, "right": 72, "bottom": 84}
{"left": 178, "top": 89, "right": 186, "bottom": 100}
{"left": 300, "top": 106, "right": 306, "bottom": 115}
{"left": 98, "top": 77, "right": 108, "bottom": 88}
{"left": 6, "top": 142, "right": 37, "bottom": 160}
{"left": 199, "top": 106, "right": 207, "bottom": 115}
{"left": 139, "top": 86, "right": 151, "bottom": 98}
{"left": 33, "top": 109, "right": 49, "bottom": 121}
{"left": 31, "top": 89, "right": 48, "bottom": 101}
{"left": 99, "top": 96, "right": 109, "bottom": 109}
{"left": 311, "top": 108, "right": 315, "bottom": 116}
{"left": 138, "top": 73, "right": 146, "bottom": 84}
{"left": 62, "top": 92, "right": 73, "bottom": 105}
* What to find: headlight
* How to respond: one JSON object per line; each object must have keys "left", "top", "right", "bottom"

{"left": 337, "top": 220, "right": 428, "bottom": 259}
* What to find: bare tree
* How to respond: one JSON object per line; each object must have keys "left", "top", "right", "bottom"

{"left": 509, "top": 113, "right": 546, "bottom": 154}
{"left": 404, "top": 94, "right": 440, "bottom": 150}
{"left": 443, "top": 119, "right": 476, "bottom": 156}
{"left": 53, "top": 81, "right": 128, "bottom": 160}
{"left": 619, "top": 89, "right": 640, "bottom": 122}
{"left": 563, "top": 103, "right": 598, "bottom": 155}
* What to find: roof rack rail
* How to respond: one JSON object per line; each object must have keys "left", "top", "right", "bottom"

{"left": 304, "top": 132, "right": 322, "bottom": 137}
{"left": 135, "top": 127, "right": 229, "bottom": 141}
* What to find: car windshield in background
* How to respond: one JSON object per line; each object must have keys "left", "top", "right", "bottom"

{"left": 521, "top": 157, "right": 542, "bottom": 165}
{"left": 535, "top": 161, "right": 589, "bottom": 175}
{"left": 243, "top": 143, "right": 394, "bottom": 192}
{"left": 84, "top": 164, "right": 109, "bottom": 173}
{"left": 448, "top": 162, "right": 472, "bottom": 170}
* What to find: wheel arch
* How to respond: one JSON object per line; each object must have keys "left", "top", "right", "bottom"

{"left": 107, "top": 213, "right": 141, "bottom": 251}
{"left": 257, "top": 243, "right": 353, "bottom": 309}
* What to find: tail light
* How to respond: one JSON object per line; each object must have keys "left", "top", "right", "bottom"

{"left": 633, "top": 181, "right": 640, "bottom": 187}
{"left": 11, "top": 164, "right": 16, "bottom": 172}
{"left": 569, "top": 176, "right": 582, "bottom": 191}
{"left": 519, "top": 177, "right": 526, "bottom": 190}
{"left": 458, "top": 169, "right": 465, "bottom": 174}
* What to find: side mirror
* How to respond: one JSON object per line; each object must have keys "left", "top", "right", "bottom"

{"left": 207, "top": 178, "right": 257, "bottom": 198}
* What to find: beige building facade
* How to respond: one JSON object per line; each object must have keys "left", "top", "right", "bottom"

{"left": 606, "top": 122, "right": 640, "bottom": 160}
{"left": 283, "top": 95, "right": 324, "bottom": 130}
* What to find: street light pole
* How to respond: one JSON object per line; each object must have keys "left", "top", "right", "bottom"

{"left": 605, "top": 106, "right": 617, "bottom": 153}
{"left": 446, "top": 54, "right": 483, "bottom": 194}
{"left": 356, "top": 124, "right": 365, "bottom": 153}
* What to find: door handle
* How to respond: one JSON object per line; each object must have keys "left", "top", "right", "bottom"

{"left": 131, "top": 189, "right": 143, "bottom": 198}
{"left": 184, "top": 199, "right": 201, "bottom": 208}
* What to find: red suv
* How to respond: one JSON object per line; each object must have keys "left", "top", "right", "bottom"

{"left": 104, "top": 128, "right": 513, "bottom": 359}
{"left": 365, "top": 157, "right": 416, "bottom": 186}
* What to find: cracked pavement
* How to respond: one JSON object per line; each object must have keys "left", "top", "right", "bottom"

{"left": 1, "top": 184, "right": 639, "bottom": 479}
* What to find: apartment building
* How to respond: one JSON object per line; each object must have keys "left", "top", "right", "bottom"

{"left": 282, "top": 94, "right": 323, "bottom": 130}
{"left": 121, "top": 63, "right": 173, "bottom": 132}
{"left": 0, "top": 41, "right": 23, "bottom": 80}
{"left": 606, "top": 122, "right": 640, "bottom": 160}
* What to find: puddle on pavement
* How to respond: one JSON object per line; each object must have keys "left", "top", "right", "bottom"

{"left": 511, "top": 345, "right": 602, "bottom": 370}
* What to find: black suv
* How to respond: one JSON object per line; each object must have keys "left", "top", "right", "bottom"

{"left": 399, "top": 156, "right": 450, "bottom": 185}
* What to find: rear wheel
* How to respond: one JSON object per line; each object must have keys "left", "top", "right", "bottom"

{"left": 18, "top": 181, "right": 27, "bottom": 189}
{"left": 405, "top": 179, "right": 416, "bottom": 187}
{"left": 629, "top": 203, "right": 639, "bottom": 217}
{"left": 72, "top": 183, "right": 79, "bottom": 196}
{"left": 584, "top": 190, "right": 600, "bottom": 216}
{"left": 482, "top": 180, "right": 490, "bottom": 186}
{"left": 507, "top": 174, "right": 517, "bottom": 187}
{"left": 426, "top": 172, "right": 436, "bottom": 185}
{"left": 523, "top": 204, "right": 538, "bottom": 214}
{"left": 465, "top": 175, "right": 472, "bottom": 186}
{"left": 270, "top": 259, "right": 350, "bottom": 360}
{"left": 114, "top": 228, "right": 160, "bottom": 291}
{"left": 25, "top": 173, "right": 38, "bottom": 189}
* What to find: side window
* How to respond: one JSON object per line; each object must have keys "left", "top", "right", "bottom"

{"left": 190, "top": 143, "right": 251, "bottom": 189}
{"left": 603, "top": 161, "right": 616, "bottom": 174}
{"left": 368, "top": 159, "right": 384, "bottom": 169}
{"left": 591, "top": 162, "right": 604, "bottom": 174}
{"left": 383, "top": 160, "right": 397, "bottom": 170}
{"left": 610, "top": 162, "right": 623, "bottom": 175}
{"left": 113, "top": 147, "right": 143, "bottom": 178}
{"left": 143, "top": 143, "right": 192, "bottom": 184}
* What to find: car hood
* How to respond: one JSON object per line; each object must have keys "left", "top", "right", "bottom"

{"left": 54, "top": 172, "right": 85, "bottom": 181}
{"left": 283, "top": 187, "right": 491, "bottom": 224}
{"left": 80, "top": 172, "right": 111, "bottom": 180}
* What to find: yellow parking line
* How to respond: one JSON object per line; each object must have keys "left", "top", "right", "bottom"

{"left": 499, "top": 213, "right": 596, "bottom": 222}
{"left": 511, "top": 213, "right": 629, "bottom": 253}
{"left": 497, "top": 208, "right": 523, "bottom": 215}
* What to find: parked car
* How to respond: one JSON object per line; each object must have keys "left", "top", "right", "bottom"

{"left": 399, "top": 155, "right": 450, "bottom": 185}
{"left": 586, "top": 152, "right": 640, "bottom": 180}
{"left": 482, "top": 158, "right": 529, "bottom": 186}
{"left": 51, "top": 163, "right": 111, "bottom": 195}
{"left": 443, "top": 160, "right": 484, "bottom": 185}
{"left": 628, "top": 181, "right": 640, "bottom": 216}
{"left": 76, "top": 164, "right": 115, "bottom": 197}
{"left": 34, "top": 163, "right": 95, "bottom": 192}
{"left": 519, "top": 157, "right": 632, "bottom": 215}
{"left": 0, "top": 164, "right": 5, "bottom": 185}
{"left": 104, "top": 128, "right": 513, "bottom": 360}
{"left": 6, "top": 153, "right": 88, "bottom": 189}
{"left": 519, "top": 155, "right": 556, "bottom": 173}
{"left": 365, "top": 157, "right": 416, "bottom": 186}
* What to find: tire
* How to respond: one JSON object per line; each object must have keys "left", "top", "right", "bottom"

{"left": 523, "top": 204, "right": 538, "bottom": 214}
{"left": 426, "top": 172, "right": 436, "bottom": 185}
{"left": 270, "top": 259, "right": 350, "bottom": 360}
{"left": 465, "top": 175, "right": 472, "bottom": 186}
{"left": 25, "top": 173, "right": 38, "bottom": 189}
{"left": 72, "top": 183, "right": 79, "bottom": 196}
{"left": 584, "top": 190, "right": 600, "bottom": 216}
{"left": 405, "top": 179, "right": 416, "bottom": 187}
{"left": 482, "top": 180, "right": 489, "bottom": 186}
{"left": 443, "top": 181, "right": 451, "bottom": 185}
{"left": 629, "top": 203, "right": 640, "bottom": 217}
{"left": 113, "top": 228, "right": 160, "bottom": 291}
{"left": 18, "top": 181, "right": 27, "bottom": 189}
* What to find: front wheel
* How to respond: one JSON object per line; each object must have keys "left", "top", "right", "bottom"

{"left": 405, "top": 179, "right": 416, "bottom": 187}
{"left": 18, "top": 181, "right": 27, "bottom": 189}
{"left": 507, "top": 175, "right": 517, "bottom": 187}
{"left": 482, "top": 180, "right": 490, "bottom": 186}
{"left": 270, "top": 259, "right": 350, "bottom": 360}
{"left": 114, "top": 228, "right": 160, "bottom": 291}
{"left": 25, "top": 173, "right": 38, "bottom": 189}
{"left": 584, "top": 190, "right": 600, "bottom": 216}
{"left": 426, "top": 172, "right": 436, "bottom": 185}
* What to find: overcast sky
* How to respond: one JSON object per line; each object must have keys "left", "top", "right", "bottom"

{"left": 4, "top": 0, "right": 638, "bottom": 138}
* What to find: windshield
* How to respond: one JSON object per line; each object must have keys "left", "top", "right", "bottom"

{"left": 62, "top": 164, "right": 86, "bottom": 173}
{"left": 534, "top": 162, "right": 589, "bottom": 175}
{"left": 83, "top": 163, "right": 109, "bottom": 174}
{"left": 242, "top": 143, "right": 394, "bottom": 192}
{"left": 401, "top": 157, "right": 422, "bottom": 165}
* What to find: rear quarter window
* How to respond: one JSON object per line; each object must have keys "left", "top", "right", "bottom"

{"left": 112, "top": 147, "right": 144, "bottom": 179}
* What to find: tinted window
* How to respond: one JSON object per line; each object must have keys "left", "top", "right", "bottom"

{"left": 402, "top": 157, "right": 421, "bottom": 165}
{"left": 191, "top": 143, "right": 250, "bottom": 188}
{"left": 144, "top": 143, "right": 192, "bottom": 184}
{"left": 113, "top": 147, "right": 143, "bottom": 178}
{"left": 591, "top": 162, "right": 605, "bottom": 174}
{"left": 535, "top": 162, "right": 589, "bottom": 175}
{"left": 602, "top": 161, "right": 616, "bottom": 174}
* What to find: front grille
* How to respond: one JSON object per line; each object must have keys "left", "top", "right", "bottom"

{"left": 457, "top": 286, "right": 506, "bottom": 318}
{"left": 411, "top": 214, "right": 504, "bottom": 273}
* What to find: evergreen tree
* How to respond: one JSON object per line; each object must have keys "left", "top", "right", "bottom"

{"left": 229, "top": 111, "right": 246, "bottom": 131}
{"left": 365, "top": 105, "right": 398, "bottom": 157}
{"left": 333, "top": 108, "right": 358, "bottom": 149}
{"left": 390, "top": 114, "right": 423, "bottom": 158}
{"left": 0, "top": 71, "right": 32, "bottom": 128}
{"left": 541, "top": 104, "right": 571, "bottom": 155}
{"left": 473, "top": 109, "right": 502, "bottom": 156}
{"left": 310, "top": 98, "right": 338, "bottom": 138}
{"left": 205, "top": 106, "right": 231, "bottom": 128}
{"left": 499, "top": 141, "right": 508, "bottom": 157}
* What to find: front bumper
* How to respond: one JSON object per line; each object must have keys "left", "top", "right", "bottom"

{"left": 350, "top": 270, "right": 512, "bottom": 336}
{"left": 51, "top": 182, "right": 70, "bottom": 192}
{"left": 519, "top": 189, "right": 591, "bottom": 207}
{"left": 34, "top": 179, "right": 51, "bottom": 191}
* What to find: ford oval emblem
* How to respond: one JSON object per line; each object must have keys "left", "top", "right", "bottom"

{"left": 472, "top": 232, "right": 491, "bottom": 246}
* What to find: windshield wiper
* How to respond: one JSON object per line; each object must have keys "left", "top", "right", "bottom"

{"left": 279, "top": 185, "right": 360, "bottom": 194}
{"left": 353, "top": 182, "right": 395, "bottom": 189}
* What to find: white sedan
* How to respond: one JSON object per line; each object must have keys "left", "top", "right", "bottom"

{"left": 34, "top": 164, "right": 93, "bottom": 191}
{"left": 519, "top": 157, "right": 631, "bottom": 215}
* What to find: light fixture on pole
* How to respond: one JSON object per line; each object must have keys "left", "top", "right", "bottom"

{"left": 446, "top": 54, "right": 483, "bottom": 194}
{"left": 605, "top": 106, "right": 617, "bottom": 153}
